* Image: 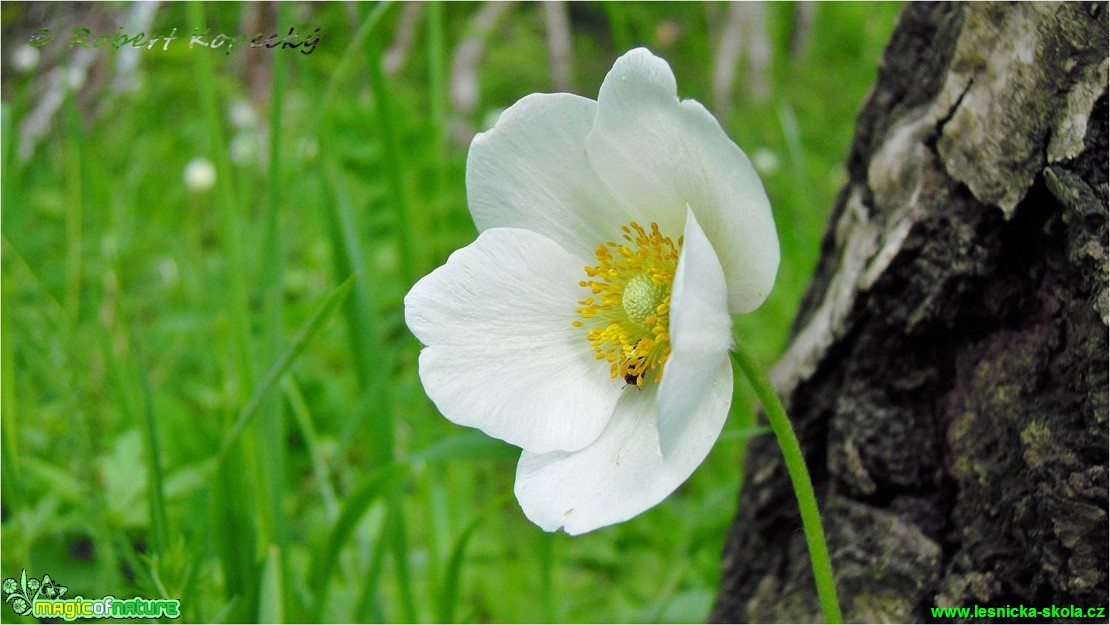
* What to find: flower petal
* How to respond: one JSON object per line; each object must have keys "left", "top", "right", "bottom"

{"left": 514, "top": 358, "right": 733, "bottom": 535}
{"left": 656, "top": 208, "right": 733, "bottom": 456}
{"left": 405, "top": 228, "right": 622, "bottom": 453}
{"left": 585, "top": 48, "right": 780, "bottom": 314}
{"left": 467, "top": 93, "right": 631, "bottom": 261}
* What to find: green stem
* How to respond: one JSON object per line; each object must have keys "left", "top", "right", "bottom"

{"left": 730, "top": 340, "right": 842, "bottom": 624}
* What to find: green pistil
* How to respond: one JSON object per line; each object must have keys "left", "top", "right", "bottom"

{"left": 621, "top": 273, "right": 665, "bottom": 327}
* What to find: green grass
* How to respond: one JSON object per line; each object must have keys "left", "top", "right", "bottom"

{"left": 1, "top": 2, "right": 902, "bottom": 622}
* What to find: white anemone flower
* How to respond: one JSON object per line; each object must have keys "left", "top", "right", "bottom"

{"left": 183, "top": 157, "right": 217, "bottom": 194}
{"left": 405, "top": 48, "right": 779, "bottom": 535}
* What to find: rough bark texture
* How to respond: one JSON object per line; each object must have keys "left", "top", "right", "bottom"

{"left": 712, "top": 3, "right": 1108, "bottom": 622}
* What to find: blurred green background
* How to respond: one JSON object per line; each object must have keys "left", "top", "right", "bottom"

{"left": 1, "top": 2, "right": 901, "bottom": 622}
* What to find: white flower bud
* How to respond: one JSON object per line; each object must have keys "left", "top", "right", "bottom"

{"left": 183, "top": 157, "right": 217, "bottom": 193}
{"left": 228, "top": 100, "right": 258, "bottom": 129}
{"left": 11, "top": 45, "right": 40, "bottom": 73}
{"left": 752, "top": 147, "right": 781, "bottom": 175}
{"left": 229, "top": 133, "right": 257, "bottom": 166}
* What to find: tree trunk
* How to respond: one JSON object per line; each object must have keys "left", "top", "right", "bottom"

{"left": 712, "top": 3, "right": 1108, "bottom": 622}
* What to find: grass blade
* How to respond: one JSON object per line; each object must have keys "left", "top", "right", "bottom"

{"left": 62, "top": 93, "right": 84, "bottom": 322}
{"left": 310, "top": 463, "right": 407, "bottom": 618}
{"left": 187, "top": 1, "right": 254, "bottom": 389}
{"left": 388, "top": 508, "right": 418, "bottom": 622}
{"left": 319, "top": 163, "right": 381, "bottom": 407}
{"left": 259, "top": 545, "right": 285, "bottom": 623}
{"left": 437, "top": 514, "right": 484, "bottom": 623}
{"left": 258, "top": 2, "right": 291, "bottom": 617}
{"left": 282, "top": 377, "right": 339, "bottom": 520}
{"left": 214, "top": 277, "right": 354, "bottom": 468}
{"left": 367, "top": 11, "right": 417, "bottom": 287}
{"left": 539, "top": 531, "right": 556, "bottom": 621}
{"left": 1, "top": 268, "right": 21, "bottom": 510}
{"left": 354, "top": 520, "right": 392, "bottom": 623}
{"left": 424, "top": 1, "right": 452, "bottom": 259}
{"left": 411, "top": 431, "right": 520, "bottom": 463}
{"left": 321, "top": 2, "right": 393, "bottom": 117}
{"left": 319, "top": 162, "right": 396, "bottom": 468}
{"left": 141, "top": 376, "right": 169, "bottom": 555}
{"left": 718, "top": 425, "right": 773, "bottom": 442}
{"left": 188, "top": 5, "right": 258, "bottom": 609}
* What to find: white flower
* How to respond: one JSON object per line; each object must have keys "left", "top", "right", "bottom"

{"left": 752, "top": 147, "right": 781, "bottom": 175}
{"left": 66, "top": 66, "right": 86, "bottom": 91}
{"left": 182, "top": 157, "right": 216, "bottom": 193}
{"left": 228, "top": 100, "right": 259, "bottom": 129}
{"left": 405, "top": 48, "right": 779, "bottom": 535}
{"left": 11, "top": 45, "right": 40, "bottom": 74}
{"left": 230, "top": 132, "right": 265, "bottom": 167}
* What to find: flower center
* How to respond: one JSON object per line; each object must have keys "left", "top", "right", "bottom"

{"left": 573, "top": 222, "right": 682, "bottom": 388}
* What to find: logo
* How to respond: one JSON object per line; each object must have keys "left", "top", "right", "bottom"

{"left": 3, "top": 570, "right": 67, "bottom": 616}
{"left": 3, "top": 569, "right": 180, "bottom": 621}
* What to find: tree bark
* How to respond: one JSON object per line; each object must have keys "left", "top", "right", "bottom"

{"left": 712, "top": 3, "right": 1108, "bottom": 622}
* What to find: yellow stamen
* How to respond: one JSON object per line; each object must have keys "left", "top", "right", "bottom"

{"left": 575, "top": 222, "right": 681, "bottom": 388}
